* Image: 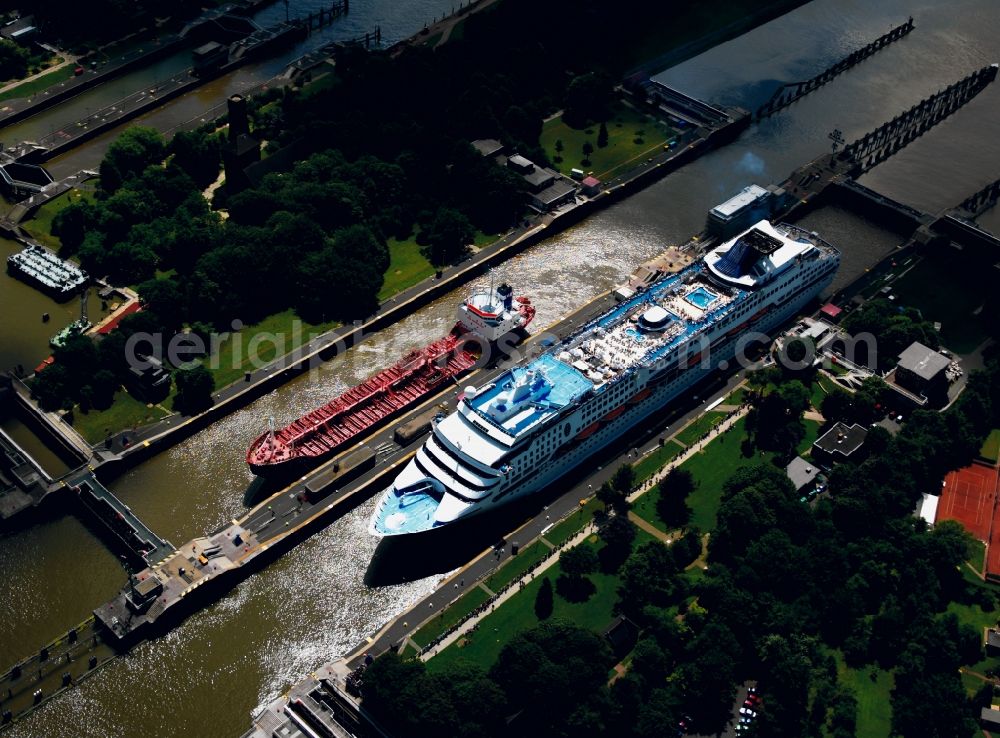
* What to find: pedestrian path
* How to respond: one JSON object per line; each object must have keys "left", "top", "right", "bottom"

{"left": 419, "top": 522, "right": 597, "bottom": 660}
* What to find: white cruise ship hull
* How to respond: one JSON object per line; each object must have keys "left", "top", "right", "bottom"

{"left": 370, "top": 221, "right": 839, "bottom": 537}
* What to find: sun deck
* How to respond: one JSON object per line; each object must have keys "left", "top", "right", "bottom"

{"left": 555, "top": 265, "right": 745, "bottom": 387}
{"left": 465, "top": 353, "right": 593, "bottom": 440}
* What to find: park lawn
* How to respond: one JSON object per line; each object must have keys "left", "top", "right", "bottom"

{"left": 22, "top": 187, "right": 97, "bottom": 250}
{"left": 968, "top": 539, "right": 986, "bottom": 575}
{"left": 799, "top": 419, "right": 821, "bottom": 456}
{"left": 675, "top": 410, "right": 727, "bottom": 448}
{"left": 724, "top": 386, "right": 746, "bottom": 406}
{"left": 204, "top": 309, "right": 336, "bottom": 389}
{"left": 980, "top": 429, "right": 1000, "bottom": 463}
{"left": 70, "top": 388, "right": 172, "bottom": 444}
{"left": 657, "top": 417, "right": 820, "bottom": 532}
{"left": 833, "top": 651, "right": 893, "bottom": 738}
{"left": 543, "top": 497, "right": 603, "bottom": 547}
{"left": 412, "top": 585, "right": 492, "bottom": 649}
{"left": 378, "top": 236, "right": 435, "bottom": 301}
{"left": 679, "top": 417, "right": 759, "bottom": 531}
{"left": 429, "top": 528, "right": 657, "bottom": 672}
{"left": 947, "top": 596, "right": 998, "bottom": 635}
{"left": 891, "top": 254, "right": 990, "bottom": 354}
{"left": 810, "top": 374, "right": 838, "bottom": 411}
{"left": 484, "top": 540, "right": 551, "bottom": 594}
{"left": 540, "top": 102, "right": 677, "bottom": 181}
{"left": 0, "top": 64, "right": 76, "bottom": 104}
{"left": 633, "top": 439, "right": 685, "bottom": 485}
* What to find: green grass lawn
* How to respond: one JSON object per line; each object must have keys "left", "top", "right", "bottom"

{"left": 484, "top": 540, "right": 551, "bottom": 594}
{"left": 633, "top": 440, "right": 685, "bottom": 485}
{"left": 980, "top": 429, "right": 1000, "bottom": 463}
{"left": 22, "top": 187, "right": 96, "bottom": 250}
{"left": 69, "top": 388, "right": 172, "bottom": 444}
{"left": 723, "top": 386, "right": 746, "bottom": 406}
{"left": 891, "top": 254, "right": 991, "bottom": 354}
{"left": 540, "top": 102, "right": 678, "bottom": 181}
{"left": 412, "top": 585, "right": 492, "bottom": 649}
{"left": 968, "top": 539, "right": 986, "bottom": 575}
{"left": 0, "top": 64, "right": 77, "bottom": 104}
{"left": 429, "top": 527, "right": 656, "bottom": 672}
{"left": 639, "top": 417, "right": 820, "bottom": 532}
{"left": 204, "top": 309, "right": 336, "bottom": 389}
{"left": 675, "top": 410, "right": 727, "bottom": 448}
{"left": 833, "top": 651, "right": 893, "bottom": 738}
{"left": 378, "top": 236, "right": 436, "bottom": 301}
{"left": 810, "top": 375, "right": 839, "bottom": 412}
{"left": 543, "top": 497, "right": 603, "bottom": 547}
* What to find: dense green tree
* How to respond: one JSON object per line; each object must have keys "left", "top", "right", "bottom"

{"left": 842, "top": 298, "right": 940, "bottom": 370}
{"left": 421, "top": 207, "right": 474, "bottom": 266}
{"left": 617, "top": 541, "right": 683, "bottom": 617}
{"left": 820, "top": 387, "right": 854, "bottom": 423}
{"left": 51, "top": 201, "right": 98, "bottom": 256}
{"left": 597, "top": 514, "right": 635, "bottom": 571}
{"left": 671, "top": 527, "right": 702, "bottom": 569}
{"left": 490, "top": 619, "right": 612, "bottom": 733}
{"left": 597, "top": 121, "right": 609, "bottom": 148}
{"left": 564, "top": 71, "right": 614, "bottom": 126}
{"left": 560, "top": 544, "right": 598, "bottom": 578}
{"left": 173, "top": 365, "right": 213, "bottom": 415}
{"left": 169, "top": 129, "right": 222, "bottom": 188}
{"left": 99, "top": 127, "right": 165, "bottom": 194}
{"left": 748, "top": 379, "right": 809, "bottom": 456}
{"left": 0, "top": 39, "right": 29, "bottom": 81}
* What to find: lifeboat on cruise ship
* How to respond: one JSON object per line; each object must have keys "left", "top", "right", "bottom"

{"left": 574, "top": 421, "right": 602, "bottom": 441}
{"left": 627, "top": 388, "right": 652, "bottom": 405}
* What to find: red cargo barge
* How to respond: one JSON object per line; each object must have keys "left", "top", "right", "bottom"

{"left": 247, "top": 284, "right": 535, "bottom": 476}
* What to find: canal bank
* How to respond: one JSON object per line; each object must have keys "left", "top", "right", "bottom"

{"left": 1, "top": 96, "right": 749, "bottom": 523}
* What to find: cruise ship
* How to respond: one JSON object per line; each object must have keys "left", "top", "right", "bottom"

{"left": 369, "top": 221, "right": 839, "bottom": 536}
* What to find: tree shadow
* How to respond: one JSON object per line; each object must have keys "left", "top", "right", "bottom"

{"left": 556, "top": 574, "right": 596, "bottom": 603}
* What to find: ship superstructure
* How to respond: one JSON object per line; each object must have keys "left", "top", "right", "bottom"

{"left": 370, "top": 221, "right": 839, "bottom": 536}
{"left": 246, "top": 284, "right": 535, "bottom": 476}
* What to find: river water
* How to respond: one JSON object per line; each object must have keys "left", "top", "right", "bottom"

{"left": 2, "top": 0, "right": 999, "bottom": 735}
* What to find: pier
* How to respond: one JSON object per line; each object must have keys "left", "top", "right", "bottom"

{"left": 839, "top": 63, "right": 998, "bottom": 175}
{"left": 952, "top": 176, "right": 1000, "bottom": 220}
{"left": 72, "top": 472, "right": 174, "bottom": 567}
{"left": 756, "top": 18, "right": 914, "bottom": 119}
{"left": 283, "top": 27, "right": 383, "bottom": 79}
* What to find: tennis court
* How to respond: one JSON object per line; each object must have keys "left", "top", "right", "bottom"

{"left": 936, "top": 461, "right": 1000, "bottom": 576}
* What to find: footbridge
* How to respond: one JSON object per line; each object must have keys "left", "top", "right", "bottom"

{"left": 756, "top": 17, "right": 914, "bottom": 119}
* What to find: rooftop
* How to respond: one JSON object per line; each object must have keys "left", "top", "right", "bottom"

{"left": 710, "top": 184, "right": 770, "bottom": 219}
{"left": 531, "top": 178, "right": 576, "bottom": 206}
{"left": 813, "top": 422, "right": 868, "bottom": 458}
{"left": 897, "top": 341, "right": 950, "bottom": 381}
{"left": 471, "top": 139, "right": 504, "bottom": 157}
{"left": 786, "top": 456, "right": 819, "bottom": 491}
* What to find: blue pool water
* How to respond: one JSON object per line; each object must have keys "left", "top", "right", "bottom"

{"left": 686, "top": 286, "right": 718, "bottom": 310}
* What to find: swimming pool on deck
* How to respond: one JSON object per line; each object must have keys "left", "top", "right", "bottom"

{"left": 685, "top": 285, "right": 719, "bottom": 310}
